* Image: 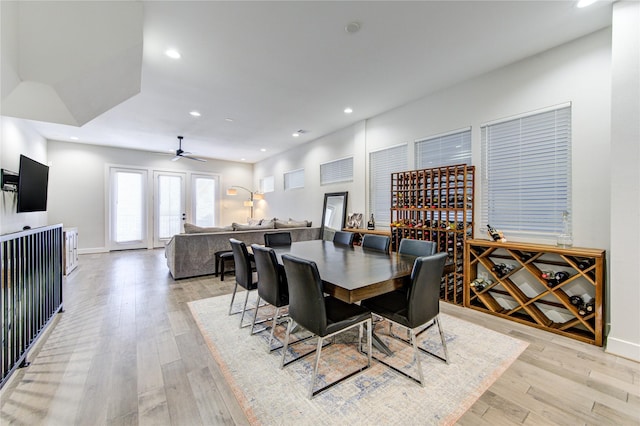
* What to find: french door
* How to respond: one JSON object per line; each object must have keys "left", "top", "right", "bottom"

{"left": 108, "top": 167, "right": 149, "bottom": 250}
{"left": 154, "top": 171, "right": 186, "bottom": 247}
{"left": 109, "top": 167, "right": 219, "bottom": 250}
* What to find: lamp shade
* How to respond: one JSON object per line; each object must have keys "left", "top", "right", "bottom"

{"left": 244, "top": 200, "right": 254, "bottom": 207}
{"left": 226, "top": 188, "right": 238, "bottom": 196}
{"left": 253, "top": 193, "right": 264, "bottom": 200}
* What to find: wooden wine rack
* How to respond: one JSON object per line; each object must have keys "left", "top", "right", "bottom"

{"left": 464, "top": 239, "right": 605, "bottom": 346}
{"left": 390, "top": 164, "right": 475, "bottom": 305}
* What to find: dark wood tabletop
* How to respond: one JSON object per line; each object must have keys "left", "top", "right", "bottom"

{"left": 272, "top": 240, "right": 417, "bottom": 303}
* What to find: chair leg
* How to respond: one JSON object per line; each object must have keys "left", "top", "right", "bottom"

{"left": 435, "top": 315, "right": 449, "bottom": 364}
{"left": 411, "top": 330, "right": 425, "bottom": 387}
{"left": 268, "top": 307, "right": 280, "bottom": 351}
{"left": 228, "top": 282, "right": 239, "bottom": 315}
{"left": 309, "top": 336, "right": 325, "bottom": 399}
{"left": 250, "top": 296, "right": 262, "bottom": 335}
{"left": 366, "top": 319, "right": 372, "bottom": 367}
{"left": 239, "top": 289, "right": 251, "bottom": 328}
{"left": 280, "top": 317, "right": 294, "bottom": 368}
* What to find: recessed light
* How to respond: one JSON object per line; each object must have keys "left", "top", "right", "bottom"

{"left": 225, "top": 118, "right": 234, "bottom": 122}
{"left": 189, "top": 111, "right": 201, "bottom": 117}
{"left": 345, "top": 21, "right": 361, "bottom": 34}
{"left": 241, "top": 158, "right": 246, "bottom": 161}
{"left": 576, "top": 0, "right": 597, "bottom": 7}
{"left": 344, "top": 107, "right": 353, "bottom": 114}
{"left": 70, "top": 136, "right": 79, "bottom": 140}
{"left": 165, "top": 49, "right": 181, "bottom": 59}
{"left": 292, "top": 133, "right": 300, "bottom": 137}
{"left": 260, "top": 148, "right": 267, "bottom": 152}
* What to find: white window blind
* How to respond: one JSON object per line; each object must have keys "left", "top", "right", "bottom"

{"left": 481, "top": 105, "right": 571, "bottom": 238}
{"left": 320, "top": 157, "right": 353, "bottom": 185}
{"left": 283, "top": 168, "right": 304, "bottom": 190}
{"left": 415, "top": 128, "right": 471, "bottom": 168}
{"left": 369, "top": 144, "right": 408, "bottom": 224}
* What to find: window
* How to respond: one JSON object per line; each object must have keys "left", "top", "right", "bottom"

{"left": 481, "top": 104, "right": 571, "bottom": 238}
{"left": 320, "top": 157, "right": 353, "bottom": 185}
{"left": 415, "top": 128, "right": 471, "bottom": 168}
{"left": 284, "top": 168, "right": 304, "bottom": 190}
{"left": 369, "top": 144, "right": 408, "bottom": 224}
{"left": 260, "top": 176, "right": 275, "bottom": 193}
{"left": 192, "top": 174, "right": 217, "bottom": 227}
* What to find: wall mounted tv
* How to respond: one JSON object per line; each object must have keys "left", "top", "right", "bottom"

{"left": 17, "top": 155, "right": 49, "bottom": 213}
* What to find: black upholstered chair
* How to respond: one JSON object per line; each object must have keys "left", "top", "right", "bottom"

{"left": 264, "top": 232, "right": 292, "bottom": 247}
{"left": 332, "top": 230, "right": 355, "bottom": 246}
{"left": 398, "top": 239, "right": 437, "bottom": 257}
{"left": 229, "top": 238, "right": 259, "bottom": 328}
{"left": 250, "top": 244, "right": 289, "bottom": 351}
{"left": 362, "top": 252, "right": 449, "bottom": 386}
{"left": 361, "top": 234, "right": 391, "bottom": 253}
{"left": 281, "top": 254, "right": 372, "bottom": 399}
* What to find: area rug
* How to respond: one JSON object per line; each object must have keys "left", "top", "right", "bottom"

{"left": 188, "top": 293, "right": 528, "bottom": 425}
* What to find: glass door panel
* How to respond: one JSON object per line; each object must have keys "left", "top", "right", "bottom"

{"left": 154, "top": 171, "right": 186, "bottom": 247}
{"left": 109, "top": 167, "right": 148, "bottom": 250}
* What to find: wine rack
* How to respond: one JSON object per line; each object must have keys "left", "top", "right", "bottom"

{"left": 390, "top": 164, "right": 475, "bottom": 305}
{"left": 464, "top": 239, "right": 605, "bottom": 346}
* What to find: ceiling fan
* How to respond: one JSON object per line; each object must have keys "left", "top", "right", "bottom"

{"left": 171, "top": 136, "right": 206, "bottom": 162}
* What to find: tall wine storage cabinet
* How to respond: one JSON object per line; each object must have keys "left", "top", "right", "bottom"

{"left": 464, "top": 239, "right": 605, "bottom": 346}
{"left": 390, "top": 164, "right": 475, "bottom": 305}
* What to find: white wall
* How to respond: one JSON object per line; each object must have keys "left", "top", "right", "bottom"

{"left": 257, "top": 29, "right": 612, "bottom": 250}
{"left": 608, "top": 0, "right": 640, "bottom": 361}
{"left": 0, "top": 116, "right": 48, "bottom": 234}
{"left": 254, "top": 121, "right": 366, "bottom": 225}
{"left": 47, "top": 140, "right": 253, "bottom": 252}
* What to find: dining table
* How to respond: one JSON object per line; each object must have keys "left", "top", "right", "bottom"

{"left": 271, "top": 240, "right": 416, "bottom": 304}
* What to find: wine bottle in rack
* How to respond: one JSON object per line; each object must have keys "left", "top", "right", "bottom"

{"left": 569, "top": 295, "right": 584, "bottom": 307}
{"left": 577, "top": 258, "right": 595, "bottom": 270}
{"left": 585, "top": 298, "right": 595, "bottom": 314}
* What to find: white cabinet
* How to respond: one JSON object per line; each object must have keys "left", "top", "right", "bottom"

{"left": 64, "top": 227, "right": 78, "bottom": 275}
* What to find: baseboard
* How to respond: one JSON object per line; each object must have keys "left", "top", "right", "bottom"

{"left": 78, "top": 247, "right": 109, "bottom": 255}
{"left": 605, "top": 336, "right": 640, "bottom": 362}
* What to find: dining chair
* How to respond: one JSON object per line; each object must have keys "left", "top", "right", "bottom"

{"left": 264, "top": 231, "right": 292, "bottom": 247}
{"left": 361, "top": 252, "right": 449, "bottom": 386}
{"left": 361, "top": 234, "right": 391, "bottom": 253}
{"left": 281, "top": 254, "right": 372, "bottom": 399}
{"left": 229, "top": 238, "right": 259, "bottom": 328}
{"left": 398, "top": 238, "right": 436, "bottom": 257}
{"left": 250, "top": 244, "right": 290, "bottom": 351}
{"left": 332, "top": 230, "right": 355, "bottom": 246}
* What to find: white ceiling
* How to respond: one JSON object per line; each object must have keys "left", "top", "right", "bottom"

{"left": 5, "top": 1, "right": 612, "bottom": 163}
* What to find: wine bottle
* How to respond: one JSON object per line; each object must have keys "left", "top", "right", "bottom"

{"left": 578, "top": 258, "right": 595, "bottom": 270}
{"left": 578, "top": 304, "right": 588, "bottom": 316}
{"left": 367, "top": 214, "right": 375, "bottom": 230}
{"left": 553, "top": 271, "right": 570, "bottom": 285}
{"left": 487, "top": 224, "right": 501, "bottom": 241}
{"left": 585, "top": 298, "right": 595, "bottom": 313}
{"left": 569, "top": 295, "right": 583, "bottom": 307}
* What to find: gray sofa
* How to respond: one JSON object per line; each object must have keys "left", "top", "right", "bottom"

{"left": 165, "top": 227, "right": 321, "bottom": 279}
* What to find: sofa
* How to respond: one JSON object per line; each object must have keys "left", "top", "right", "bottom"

{"left": 165, "top": 223, "right": 321, "bottom": 279}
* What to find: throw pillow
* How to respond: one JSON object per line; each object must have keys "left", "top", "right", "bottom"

{"left": 184, "top": 223, "right": 233, "bottom": 234}
{"left": 233, "top": 221, "right": 275, "bottom": 231}
{"left": 289, "top": 218, "right": 312, "bottom": 227}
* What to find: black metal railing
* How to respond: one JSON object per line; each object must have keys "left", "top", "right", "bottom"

{"left": 1, "top": 224, "right": 63, "bottom": 388}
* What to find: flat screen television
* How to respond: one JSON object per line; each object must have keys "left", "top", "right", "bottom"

{"left": 17, "top": 155, "right": 49, "bottom": 213}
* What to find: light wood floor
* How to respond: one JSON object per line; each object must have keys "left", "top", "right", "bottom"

{"left": 1, "top": 249, "right": 638, "bottom": 425}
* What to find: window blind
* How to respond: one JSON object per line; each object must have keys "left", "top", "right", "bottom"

{"left": 415, "top": 128, "right": 471, "bottom": 168}
{"left": 320, "top": 157, "right": 353, "bottom": 185}
{"left": 369, "top": 144, "right": 408, "bottom": 224}
{"left": 284, "top": 168, "right": 304, "bottom": 190}
{"left": 481, "top": 105, "right": 571, "bottom": 238}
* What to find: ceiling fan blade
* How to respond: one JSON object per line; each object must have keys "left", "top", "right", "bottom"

{"left": 184, "top": 156, "right": 207, "bottom": 162}
{"left": 171, "top": 156, "right": 182, "bottom": 161}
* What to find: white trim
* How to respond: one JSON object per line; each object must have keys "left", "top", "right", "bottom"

{"left": 605, "top": 336, "right": 640, "bottom": 362}
{"left": 368, "top": 142, "right": 408, "bottom": 155}
{"left": 319, "top": 155, "right": 354, "bottom": 166}
{"left": 480, "top": 101, "right": 572, "bottom": 127}
{"left": 414, "top": 126, "right": 472, "bottom": 143}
